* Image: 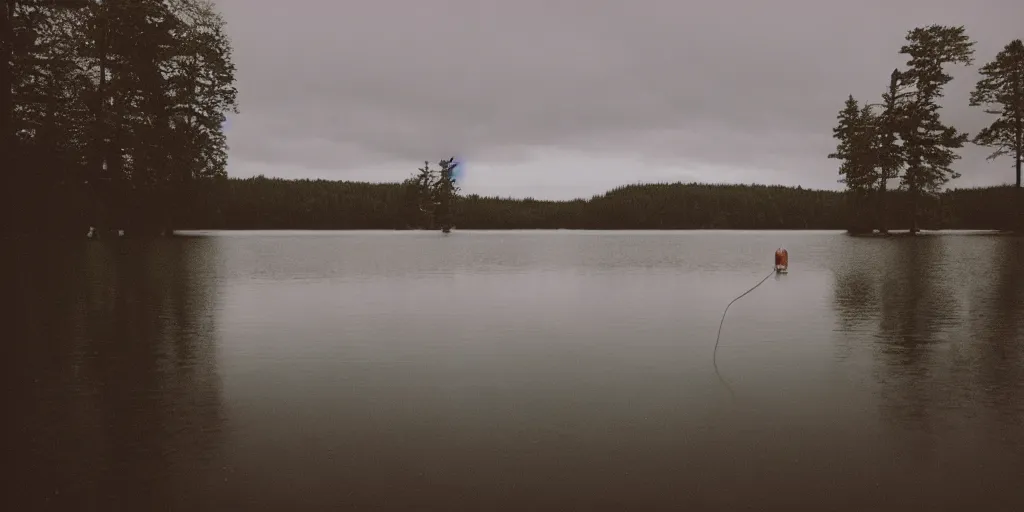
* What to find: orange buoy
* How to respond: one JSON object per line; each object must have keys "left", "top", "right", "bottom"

{"left": 774, "top": 248, "right": 789, "bottom": 273}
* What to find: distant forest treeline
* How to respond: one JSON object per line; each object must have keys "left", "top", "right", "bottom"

{"left": 146, "top": 177, "right": 1013, "bottom": 231}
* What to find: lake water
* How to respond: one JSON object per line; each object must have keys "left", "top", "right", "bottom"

{"left": 10, "top": 230, "right": 1024, "bottom": 510}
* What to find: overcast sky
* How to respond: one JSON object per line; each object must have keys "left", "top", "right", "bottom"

{"left": 214, "top": 0, "right": 1023, "bottom": 200}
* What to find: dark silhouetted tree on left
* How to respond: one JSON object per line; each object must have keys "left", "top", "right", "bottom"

{"left": 157, "top": 0, "right": 239, "bottom": 232}
{"left": 5, "top": 0, "right": 237, "bottom": 237}
{"left": 3, "top": 0, "right": 90, "bottom": 235}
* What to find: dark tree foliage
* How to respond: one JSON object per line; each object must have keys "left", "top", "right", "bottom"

{"left": 5, "top": 0, "right": 237, "bottom": 238}
{"left": 873, "top": 69, "right": 912, "bottom": 233}
{"left": 970, "top": 39, "right": 1024, "bottom": 230}
{"left": 897, "top": 25, "right": 975, "bottom": 232}
{"left": 3, "top": 0, "right": 91, "bottom": 235}
{"left": 829, "top": 95, "right": 878, "bottom": 233}
{"left": 180, "top": 178, "right": 1015, "bottom": 232}
{"left": 829, "top": 96, "right": 875, "bottom": 191}
{"left": 432, "top": 158, "right": 459, "bottom": 233}
{"left": 831, "top": 26, "right": 977, "bottom": 235}
{"left": 401, "top": 158, "right": 460, "bottom": 232}
{"left": 828, "top": 78, "right": 907, "bottom": 234}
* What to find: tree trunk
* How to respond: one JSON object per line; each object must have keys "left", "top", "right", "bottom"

{"left": 2, "top": 0, "right": 15, "bottom": 235}
{"left": 1016, "top": 126, "right": 1022, "bottom": 232}
{"left": 910, "top": 190, "right": 920, "bottom": 234}
{"left": 1016, "top": 146, "right": 1022, "bottom": 232}
{"left": 0, "top": 0, "right": 11, "bottom": 147}
{"left": 90, "top": 12, "right": 108, "bottom": 229}
{"left": 878, "top": 181, "right": 889, "bottom": 234}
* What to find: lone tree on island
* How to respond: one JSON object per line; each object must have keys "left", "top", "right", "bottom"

{"left": 403, "top": 157, "right": 460, "bottom": 232}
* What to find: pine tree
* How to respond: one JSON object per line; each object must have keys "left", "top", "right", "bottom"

{"left": 403, "top": 158, "right": 461, "bottom": 231}
{"left": 970, "top": 39, "right": 1024, "bottom": 230}
{"left": 3, "top": 0, "right": 90, "bottom": 234}
{"left": 897, "top": 25, "right": 975, "bottom": 233}
{"left": 830, "top": 96, "right": 872, "bottom": 189}
{"left": 161, "top": 0, "right": 238, "bottom": 230}
{"left": 433, "top": 158, "right": 460, "bottom": 233}
{"left": 868, "top": 69, "right": 914, "bottom": 234}
{"left": 4, "top": 0, "right": 237, "bottom": 236}
{"left": 412, "top": 161, "right": 435, "bottom": 228}
{"left": 829, "top": 95, "right": 878, "bottom": 232}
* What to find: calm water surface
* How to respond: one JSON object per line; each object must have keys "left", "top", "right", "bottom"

{"left": 11, "top": 231, "right": 1024, "bottom": 510}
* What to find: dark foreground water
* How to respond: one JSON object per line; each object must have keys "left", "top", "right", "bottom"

{"left": 10, "top": 231, "right": 1024, "bottom": 511}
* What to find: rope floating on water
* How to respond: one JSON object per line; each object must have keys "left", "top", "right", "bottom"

{"left": 712, "top": 268, "right": 777, "bottom": 398}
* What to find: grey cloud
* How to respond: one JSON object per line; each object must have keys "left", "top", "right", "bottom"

{"left": 216, "top": 0, "right": 1024, "bottom": 195}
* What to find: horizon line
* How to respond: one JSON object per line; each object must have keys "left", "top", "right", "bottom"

{"left": 232, "top": 174, "right": 1019, "bottom": 202}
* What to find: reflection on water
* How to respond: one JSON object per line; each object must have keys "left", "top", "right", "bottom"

{"left": 10, "top": 238, "right": 224, "bottom": 511}
{"left": 831, "top": 234, "right": 1024, "bottom": 501}
{"left": 8, "top": 231, "right": 1024, "bottom": 510}
{"left": 968, "top": 236, "right": 1024, "bottom": 433}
